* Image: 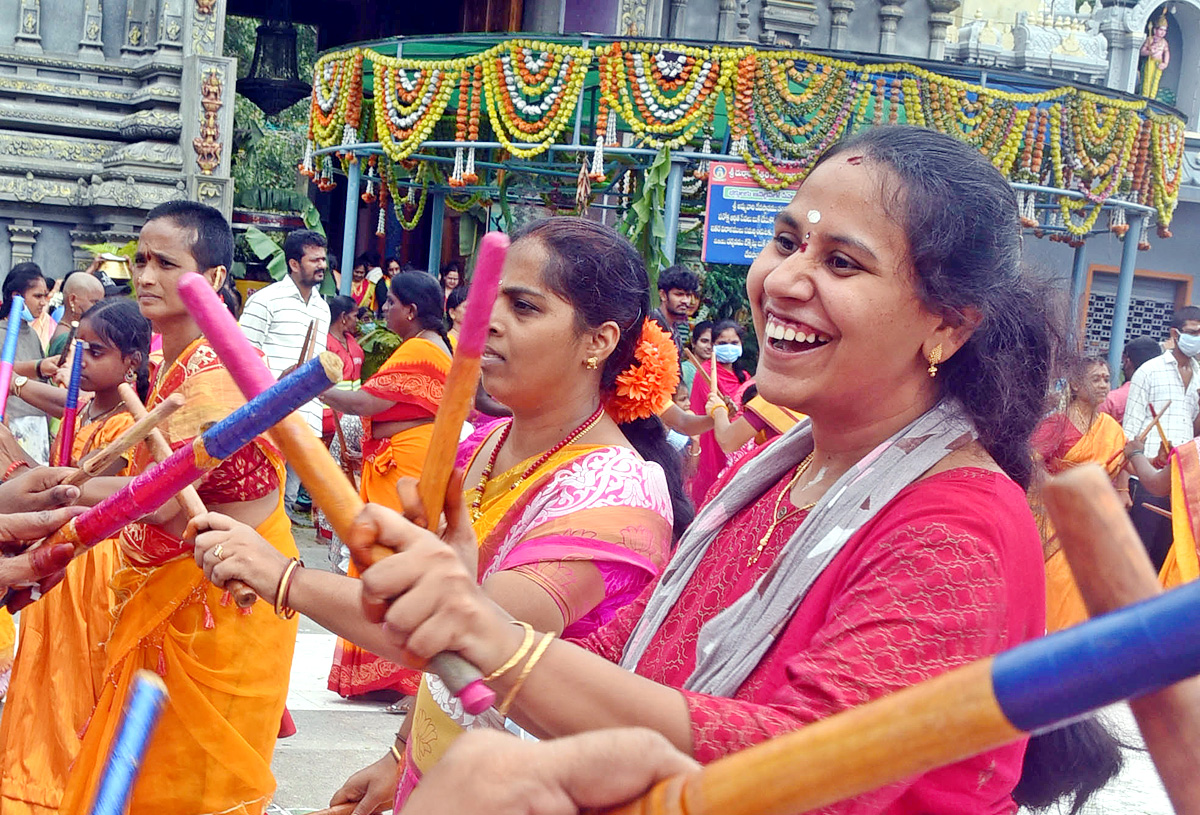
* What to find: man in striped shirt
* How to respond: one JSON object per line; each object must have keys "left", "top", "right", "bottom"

{"left": 238, "top": 229, "right": 331, "bottom": 524}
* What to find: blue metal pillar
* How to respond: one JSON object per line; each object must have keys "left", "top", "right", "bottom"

{"left": 428, "top": 192, "right": 445, "bottom": 275}
{"left": 661, "top": 159, "right": 686, "bottom": 266}
{"left": 338, "top": 159, "right": 361, "bottom": 297}
{"left": 1068, "top": 241, "right": 1088, "bottom": 344}
{"left": 1108, "top": 213, "right": 1145, "bottom": 376}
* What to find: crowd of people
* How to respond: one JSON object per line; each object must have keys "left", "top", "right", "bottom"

{"left": 0, "top": 124, "right": 1191, "bottom": 814}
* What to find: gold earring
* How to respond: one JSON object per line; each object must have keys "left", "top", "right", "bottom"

{"left": 585, "top": 356, "right": 599, "bottom": 370}
{"left": 927, "top": 344, "right": 943, "bottom": 378}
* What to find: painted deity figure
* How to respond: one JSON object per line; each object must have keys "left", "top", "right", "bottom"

{"left": 1140, "top": 12, "right": 1171, "bottom": 99}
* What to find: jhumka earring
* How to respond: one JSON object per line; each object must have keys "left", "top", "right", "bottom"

{"left": 927, "top": 344, "right": 943, "bottom": 378}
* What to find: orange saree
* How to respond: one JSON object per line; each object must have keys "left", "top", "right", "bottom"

{"left": 58, "top": 339, "right": 298, "bottom": 815}
{"left": 328, "top": 337, "right": 451, "bottom": 698}
{"left": 1160, "top": 439, "right": 1200, "bottom": 588}
{"left": 0, "top": 410, "right": 134, "bottom": 815}
{"left": 1029, "top": 412, "right": 1125, "bottom": 631}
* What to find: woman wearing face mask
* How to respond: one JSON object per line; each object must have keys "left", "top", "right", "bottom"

{"left": 688, "top": 320, "right": 749, "bottom": 505}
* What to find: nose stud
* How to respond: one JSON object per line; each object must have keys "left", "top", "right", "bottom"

{"left": 799, "top": 231, "right": 811, "bottom": 252}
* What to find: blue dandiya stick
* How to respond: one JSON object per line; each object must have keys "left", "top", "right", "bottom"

{"left": 1, "top": 352, "right": 342, "bottom": 611}
{"left": 89, "top": 670, "right": 167, "bottom": 815}
{"left": 605, "top": 578, "right": 1200, "bottom": 815}
{"left": 0, "top": 293, "right": 26, "bottom": 421}
{"left": 55, "top": 339, "right": 86, "bottom": 466}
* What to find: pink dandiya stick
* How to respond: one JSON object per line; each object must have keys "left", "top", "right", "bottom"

{"left": 416, "top": 232, "right": 509, "bottom": 529}
{"left": 177, "top": 272, "right": 497, "bottom": 716}
{"left": 55, "top": 336, "right": 86, "bottom": 467}
{"left": 0, "top": 294, "right": 26, "bottom": 421}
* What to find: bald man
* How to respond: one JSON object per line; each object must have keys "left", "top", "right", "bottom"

{"left": 47, "top": 271, "right": 105, "bottom": 358}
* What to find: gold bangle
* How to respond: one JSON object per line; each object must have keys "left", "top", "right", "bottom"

{"left": 707, "top": 403, "right": 727, "bottom": 418}
{"left": 274, "top": 558, "right": 302, "bottom": 620}
{"left": 483, "top": 621, "right": 535, "bottom": 681}
{"left": 496, "top": 630, "right": 555, "bottom": 718}
{"left": 390, "top": 744, "right": 403, "bottom": 763}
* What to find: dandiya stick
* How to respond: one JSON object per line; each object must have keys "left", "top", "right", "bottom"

{"left": 54, "top": 336, "right": 86, "bottom": 467}
{"left": 56, "top": 320, "right": 79, "bottom": 366}
{"left": 603, "top": 555, "right": 1200, "bottom": 814}
{"left": 0, "top": 293, "right": 26, "bottom": 421}
{"left": 1045, "top": 464, "right": 1200, "bottom": 814}
{"left": 1141, "top": 502, "right": 1174, "bottom": 521}
{"left": 1148, "top": 401, "right": 1173, "bottom": 453}
{"left": 683, "top": 348, "right": 712, "bottom": 387}
{"left": 1104, "top": 410, "right": 1163, "bottom": 468}
{"left": 298, "top": 319, "right": 317, "bottom": 366}
{"left": 88, "top": 670, "right": 167, "bottom": 815}
{"left": 177, "top": 272, "right": 496, "bottom": 716}
{"left": 416, "top": 232, "right": 508, "bottom": 531}
{"left": 1, "top": 354, "right": 340, "bottom": 613}
{"left": 65, "top": 393, "right": 186, "bottom": 487}
{"left": 116, "top": 383, "right": 256, "bottom": 609}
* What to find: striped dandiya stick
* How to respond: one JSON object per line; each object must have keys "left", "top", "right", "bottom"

{"left": 0, "top": 294, "right": 26, "bottom": 421}
{"left": 177, "top": 272, "right": 496, "bottom": 715}
{"left": 88, "top": 670, "right": 167, "bottom": 815}
{"left": 0, "top": 353, "right": 341, "bottom": 613}
{"left": 603, "top": 524, "right": 1200, "bottom": 814}
{"left": 1045, "top": 464, "right": 1200, "bottom": 813}
{"left": 56, "top": 320, "right": 79, "bottom": 366}
{"left": 54, "top": 336, "right": 86, "bottom": 467}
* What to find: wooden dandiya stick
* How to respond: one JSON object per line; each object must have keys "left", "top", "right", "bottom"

{"left": 1045, "top": 464, "right": 1200, "bottom": 814}
{"left": 602, "top": 554, "right": 1200, "bottom": 814}
{"left": 0, "top": 354, "right": 340, "bottom": 613}
{"left": 88, "top": 670, "right": 167, "bottom": 815}
{"left": 65, "top": 393, "right": 186, "bottom": 487}
{"left": 307, "top": 804, "right": 354, "bottom": 815}
{"left": 1141, "top": 502, "right": 1174, "bottom": 521}
{"left": 1148, "top": 401, "right": 1173, "bottom": 453}
{"left": 298, "top": 319, "right": 317, "bottom": 366}
{"left": 683, "top": 348, "right": 712, "bottom": 387}
{"left": 1103, "top": 411, "right": 1163, "bottom": 468}
{"left": 56, "top": 320, "right": 79, "bottom": 366}
{"left": 416, "top": 232, "right": 508, "bottom": 530}
{"left": 54, "top": 336, "right": 86, "bottom": 467}
{"left": 0, "top": 293, "right": 26, "bottom": 421}
{"left": 115, "top": 383, "right": 258, "bottom": 609}
{"left": 177, "top": 272, "right": 496, "bottom": 716}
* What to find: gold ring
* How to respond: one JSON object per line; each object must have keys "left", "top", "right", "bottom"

{"left": 213, "top": 544, "right": 225, "bottom": 560}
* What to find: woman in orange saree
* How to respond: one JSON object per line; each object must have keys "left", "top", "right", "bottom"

{"left": 0, "top": 299, "right": 150, "bottom": 815}
{"left": 58, "top": 202, "right": 298, "bottom": 815}
{"left": 320, "top": 271, "right": 453, "bottom": 700}
{"left": 1029, "top": 356, "right": 1127, "bottom": 632}
{"left": 1123, "top": 419, "right": 1200, "bottom": 588}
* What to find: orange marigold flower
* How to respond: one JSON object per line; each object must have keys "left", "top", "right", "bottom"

{"left": 606, "top": 319, "right": 681, "bottom": 425}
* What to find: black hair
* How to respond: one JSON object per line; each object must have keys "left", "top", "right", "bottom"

{"left": 327, "top": 253, "right": 340, "bottom": 272}
{"left": 328, "top": 295, "right": 357, "bottom": 325}
{"left": 353, "top": 253, "right": 370, "bottom": 270}
{"left": 817, "top": 126, "right": 1116, "bottom": 812}
{"left": 79, "top": 297, "right": 152, "bottom": 403}
{"left": 657, "top": 265, "right": 700, "bottom": 295}
{"left": 1, "top": 262, "right": 47, "bottom": 320}
{"left": 446, "top": 285, "right": 468, "bottom": 311}
{"left": 144, "top": 200, "right": 239, "bottom": 315}
{"left": 1170, "top": 305, "right": 1200, "bottom": 331}
{"left": 390, "top": 271, "right": 451, "bottom": 349}
{"left": 283, "top": 229, "right": 327, "bottom": 268}
{"left": 441, "top": 262, "right": 463, "bottom": 286}
{"left": 385, "top": 256, "right": 400, "bottom": 269}
{"left": 1123, "top": 336, "right": 1161, "bottom": 371}
{"left": 712, "top": 319, "right": 749, "bottom": 383}
{"left": 816, "top": 126, "right": 1056, "bottom": 491}
{"left": 690, "top": 320, "right": 714, "bottom": 348}
{"left": 514, "top": 217, "right": 694, "bottom": 540}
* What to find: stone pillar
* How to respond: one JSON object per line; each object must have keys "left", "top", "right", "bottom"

{"left": 829, "top": 0, "right": 856, "bottom": 49}
{"left": 737, "top": 0, "right": 752, "bottom": 41}
{"left": 927, "top": 0, "right": 961, "bottom": 59}
{"left": 7, "top": 223, "right": 40, "bottom": 265}
{"left": 667, "top": 0, "right": 688, "bottom": 36}
{"left": 1097, "top": 6, "right": 1140, "bottom": 92}
{"left": 14, "top": 0, "right": 43, "bottom": 52}
{"left": 879, "top": 0, "right": 908, "bottom": 54}
{"left": 180, "top": 0, "right": 235, "bottom": 217}
{"left": 157, "top": 0, "right": 186, "bottom": 55}
{"left": 718, "top": 0, "right": 738, "bottom": 39}
{"left": 79, "top": 0, "right": 105, "bottom": 59}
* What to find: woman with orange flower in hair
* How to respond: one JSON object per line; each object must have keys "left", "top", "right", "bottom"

{"left": 193, "top": 219, "right": 691, "bottom": 815}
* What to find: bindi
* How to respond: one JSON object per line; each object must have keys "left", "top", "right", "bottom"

{"left": 845, "top": 155, "right": 864, "bottom": 165}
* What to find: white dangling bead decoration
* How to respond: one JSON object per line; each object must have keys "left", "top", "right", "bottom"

{"left": 377, "top": 206, "right": 387, "bottom": 237}
{"left": 464, "top": 147, "right": 476, "bottom": 183}
{"left": 301, "top": 140, "right": 314, "bottom": 175}
{"left": 451, "top": 146, "right": 464, "bottom": 185}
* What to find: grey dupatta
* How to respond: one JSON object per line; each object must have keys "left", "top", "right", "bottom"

{"left": 619, "top": 399, "right": 977, "bottom": 696}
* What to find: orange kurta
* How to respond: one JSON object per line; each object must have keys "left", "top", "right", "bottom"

{"left": 58, "top": 339, "right": 298, "bottom": 815}
{"left": 1030, "top": 412, "right": 1125, "bottom": 631}
{"left": 0, "top": 409, "right": 135, "bottom": 815}
{"left": 328, "top": 337, "right": 451, "bottom": 698}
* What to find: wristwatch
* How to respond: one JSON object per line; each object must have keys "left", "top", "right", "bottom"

{"left": 10, "top": 374, "right": 27, "bottom": 398}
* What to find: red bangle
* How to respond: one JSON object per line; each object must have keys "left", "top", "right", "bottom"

{"left": 3, "top": 460, "right": 29, "bottom": 481}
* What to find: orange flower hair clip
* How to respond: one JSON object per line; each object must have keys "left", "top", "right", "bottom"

{"left": 606, "top": 319, "right": 681, "bottom": 425}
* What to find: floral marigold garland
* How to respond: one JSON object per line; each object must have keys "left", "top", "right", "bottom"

{"left": 607, "top": 319, "right": 680, "bottom": 425}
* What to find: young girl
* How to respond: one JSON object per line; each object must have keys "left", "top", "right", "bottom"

{"left": 0, "top": 298, "right": 152, "bottom": 815}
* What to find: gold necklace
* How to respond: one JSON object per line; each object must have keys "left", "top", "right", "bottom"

{"left": 748, "top": 453, "right": 817, "bottom": 567}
